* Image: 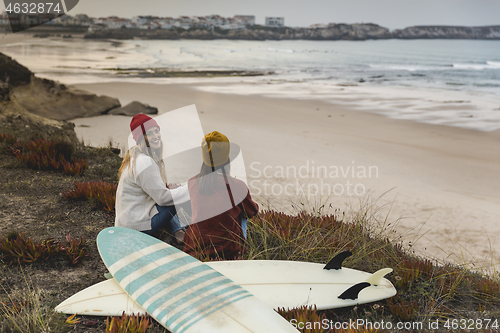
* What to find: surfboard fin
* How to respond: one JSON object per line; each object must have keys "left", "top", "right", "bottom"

{"left": 364, "top": 268, "right": 393, "bottom": 286}
{"left": 323, "top": 251, "right": 352, "bottom": 270}
{"left": 338, "top": 282, "right": 370, "bottom": 300}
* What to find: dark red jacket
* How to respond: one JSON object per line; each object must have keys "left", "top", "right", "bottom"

{"left": 183, "top": 173, "right": 259, "bottom": 260}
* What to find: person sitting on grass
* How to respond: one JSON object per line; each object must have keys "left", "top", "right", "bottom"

{"left": 115, "top": 114, "right": 190, "bottom": 244}
{"left": 183, "top": 131, "right": 259, "bottom": 260}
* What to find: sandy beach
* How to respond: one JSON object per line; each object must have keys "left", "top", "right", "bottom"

{"left": 0, "top": 32, "right": 34, "bottom": 46}
{"left": 70, "top": 81, "right": 500, "bottom": 272}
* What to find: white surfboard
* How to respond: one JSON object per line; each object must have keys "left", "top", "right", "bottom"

{"left": 56, "top": 256, "right": 396, "bottom": 316}
{"left": 95, "top": 227, "right": 297, "bottom": 332}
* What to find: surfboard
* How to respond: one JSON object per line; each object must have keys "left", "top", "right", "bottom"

{"left": 95, "top": 227, "right": 298, "bottom": 332}
{"left": 56, "top": 252, "right": 396, "bottom": 316}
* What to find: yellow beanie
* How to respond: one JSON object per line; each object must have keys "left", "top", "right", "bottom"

{"left": 202, "top": 131, "right": 230, "bottom": 167}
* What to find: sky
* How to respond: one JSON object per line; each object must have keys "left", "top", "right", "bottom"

{"left": 3, "top": 0, "right": 500, "bottom": 30}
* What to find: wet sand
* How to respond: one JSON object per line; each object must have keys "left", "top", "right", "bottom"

{"left": 0, "top": 32, "right": 33, "bottom": 46}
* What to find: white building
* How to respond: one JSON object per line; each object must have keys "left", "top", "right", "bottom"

{"left": 265, "top": 17, "right": 285, "bottom": 27}
{"left": 178, "top": 16, "right": 195, "bottom": 29}
{"left": 88, "top": 23, "right": 106, "bottom": 32}
{"left": 94, "top": 17, "right": 106, "bottom": 24}
{"left": 132, "top": 16, "right": 154, "bottom": 26}
{"left": 157, "top": 17, "right": 176, "bottom": 29}
{"left": 219, "top": 18, "right": 245, "bottom": 30}
{"left": 75, "top": 14, "right": 92, "bottom": 26}
{"left": 93, "top": 16, "right": 130, "bottom": 29}
{"left": 205, "top": 15, "right": 225, "bottom": 27}
{"left": 139, "top": 23, "right": 155, "bottom": 30}
{"left": 234, "top": 15, "right": 255, "bottom": 26}
{"left": 125, "top": 21, "right": 137, "bottom": 29}
{"left": 54, "top": 14, "right": 72, "bottom": 25}
{"left": 107, "top": 18, "right": 130, "bottom": 29}
{"left": 20, "top": 14, "right": 39, "bottom": 26}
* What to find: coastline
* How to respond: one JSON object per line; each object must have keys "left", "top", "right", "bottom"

{"left": 2, "top": 35, "right": 498, "bottom": 131}
{"left": 72, "top": 81, "right": 500, "bottom": 272}
{"left": 82, "top": 25, "right": 500, "bottom": 41}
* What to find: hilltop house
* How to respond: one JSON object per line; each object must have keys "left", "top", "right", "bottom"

{"left": 205, "top": 15, "right": 225, "bottom": 27}
{"left": 219, "top": 17, "right": 246, "bottom": 30}
{"left": 74, "top": 14, "right": 92, "bottom": 26}
{"left": 265, "top": 17, "right": 285, "bottom": 27}
{"left": 234, "top": 15, "right": 255, "bottom": 26}
{"left": 94, "top": 16, "right": 130, "bottom": 29}
{"left": 107, "top": 18, "right": 130, "bottom": 29}
{"left": 0, "top": 12, "right": 57, "bottom": 27}
{"left": 88, "top": 23, "right": 106, "bottom": 32}
{"left": 131, "top": 16, "right": 157, "bottom": 26}
{"left": 157, "top": 17, "right": 175, "bottom": 29}
{"left": 43, "top": 13, "right": 263, "bottom": 32}
{"left": 20, "top": 14, "right": 38, "bottom": 26}
{"left": 139, "top": 23, "right": 155, "bottom": 29}
{"left": 54, "top": 14, "right": 72, "bottom": 25}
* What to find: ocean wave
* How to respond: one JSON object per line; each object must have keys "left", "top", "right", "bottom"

{"left": 368, "top": 64, "right": 446, "bottom": 71}
{"left": 473, "top": 83, "right": 500, "bottom": 88}
{"left": 372, "top": 62, "right": 500, "bottom": 71}
{"left": 453, "top": 62, "right": 500, "bottom": 70}
{"left": 486, "top": 61, "right": 500, "bottom": 67}
{"left": 268, "top": 48, "right": 294, "bottom": 53}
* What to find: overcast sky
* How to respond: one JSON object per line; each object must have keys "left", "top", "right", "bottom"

{"left": 4, "top": 0, "right": 500, "bottom": 30}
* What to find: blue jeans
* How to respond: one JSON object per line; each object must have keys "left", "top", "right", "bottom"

{"left": 241, "top": 217, "right": 248, "bottom": 239}
{"left": 142, "top": 204, "right": 184, "bottom": 237}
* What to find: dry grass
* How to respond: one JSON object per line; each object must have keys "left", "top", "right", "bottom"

{"left": 0, "top": 270, "right": 66, "bottom": 333}
{"left": 2, "top": 132, "right": 500, "bottom": 332}
{"left": 242, "top": 195, "right": 500, "bottom": 332}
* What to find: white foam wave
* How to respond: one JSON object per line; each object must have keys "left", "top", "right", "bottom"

{"left": 486, "top": 61, "right": 500, "bottom": 67}
{"left": 268, "top": 48, "right": 294, "bottom": 53}
{"left": 453, "top": 62, "right": 500, "bottom": 70}
{"left": 368, "top": 64, "right": 446, "bottom": 71}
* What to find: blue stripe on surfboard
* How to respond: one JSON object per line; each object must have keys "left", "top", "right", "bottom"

{"left": 145, "top": 272, "right": 228, "bottom": 314}
{"left": 126, "top": 261, "right": 211, "bottom": 297}
{"left": 135, "top": 265, "right": 215, "bottom": 305}
{"left": 161, "top": 284, "right": 247, "bottom": 325}
{"left": 98, "top": 227, "right": 164, "bottom": 267}
{"left": 171, "top": 290, "right": 251, "bottom": 332}
{"left": 156, "top": 278, "right": 237, "bottom": 322}
{"left": 177, "top": 293, "right": 253, "bottom": 333}
{"left": 113, "top": 247, "right": 182, "bottom": 282}
{"left": 170, "top": 289, "right": 248, "bottom": 330}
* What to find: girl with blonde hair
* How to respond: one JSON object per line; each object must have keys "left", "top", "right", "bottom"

{"left": 115, "top": 114, "right": 190, "bottom": 244}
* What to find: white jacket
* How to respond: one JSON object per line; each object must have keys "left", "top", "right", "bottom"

{"left": 115, "top": 154, "right": 190, "bottom": 231}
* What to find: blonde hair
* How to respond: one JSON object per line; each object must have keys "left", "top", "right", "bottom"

{"left": 195, "top": 159, "right": 230, "bottom": 195}
{"left": 118, "top": 138, "right": 167, "bottom": 183}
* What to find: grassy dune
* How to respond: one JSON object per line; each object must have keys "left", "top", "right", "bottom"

{"left": 1, "top": 131, "right": 499, "bottom": 332}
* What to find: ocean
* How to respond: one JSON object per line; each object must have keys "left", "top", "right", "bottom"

{"left": 2, "top": 37, "right": 500, "bottom": 130}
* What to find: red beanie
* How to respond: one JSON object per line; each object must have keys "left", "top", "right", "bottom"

{"left": 130, "top": 114, "right": 160, "bottom": 144}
